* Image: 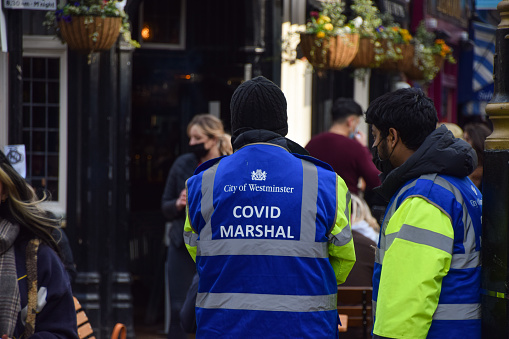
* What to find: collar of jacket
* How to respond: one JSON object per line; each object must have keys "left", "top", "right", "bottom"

{"left": 231, "top": 128, "right": 309, "bottom": 156}
{"left": 374, "top": 125, "right": 478, "bottom": 202}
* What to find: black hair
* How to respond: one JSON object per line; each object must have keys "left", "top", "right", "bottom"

{"left": 365, "top": 88, "right": 438, "bottom": 150}
{"left": 331, "top": 98, "right": 363, "bottom": 123}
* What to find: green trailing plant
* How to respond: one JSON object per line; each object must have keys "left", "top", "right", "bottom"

{"left": 411, "top": 22, "right": 456, "bottom": 82}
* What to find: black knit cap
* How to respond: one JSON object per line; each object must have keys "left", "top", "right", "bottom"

{"left": 230, "top": 76, "right": 288, "bottom": 137}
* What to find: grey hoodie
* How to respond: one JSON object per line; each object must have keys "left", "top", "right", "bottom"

{"left": 375, "top": 125, "right": 477, "bottom": 202}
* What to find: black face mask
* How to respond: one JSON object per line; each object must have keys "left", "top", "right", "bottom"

{"left": 372, "top": 139, "right": 395, "bottom": 175}
{"left": 189, "top": 143, "right": 208, "bottom": 159}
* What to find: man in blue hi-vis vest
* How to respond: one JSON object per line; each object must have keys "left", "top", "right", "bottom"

{"left": 183, "top": 76, "right": 356, "bottom": 338}
{"left": 367, "top": 88, "right": 482, "bottom": 339}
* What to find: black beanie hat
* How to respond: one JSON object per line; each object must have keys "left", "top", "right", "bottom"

{"left": 230, "top": 76, "right": 288, "bottom": 137}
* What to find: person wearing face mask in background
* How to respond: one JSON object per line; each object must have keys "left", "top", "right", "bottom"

{"left": 305, "top": 98, "right": 382, "bottom": 214}
{"left": 161, "top": 114, "right": 232, "bottom": 339}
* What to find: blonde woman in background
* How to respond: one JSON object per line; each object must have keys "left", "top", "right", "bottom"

{"left": 161, "top": 114, "right": 231, "bottom": 338}
{"left": 351, "top": 193, "right": 379, "bottom": 243}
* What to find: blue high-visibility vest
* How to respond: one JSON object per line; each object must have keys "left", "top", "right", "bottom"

{"left": 186, "top": 143, "right": 347, "bottom": 338}
{"left": 373, "top": 173, "right": 482, "bottom": 338}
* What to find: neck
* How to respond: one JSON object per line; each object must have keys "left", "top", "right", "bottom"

{"left": 392, "top": 147, "right": 415, "bottom": 168}
{"left": 329, "top": 123, "right": 349, "bottom": 137}
{"left": 200, "top": 148, "right": 221, "bottom": 163}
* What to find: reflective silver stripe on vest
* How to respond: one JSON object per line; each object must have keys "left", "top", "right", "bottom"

{"left": 432, "top": 303, "right": 481, "bottom": 320}
{"left": 371, "top": 300, "right": 481, "bottom": 321}
{"left": 328, "top": 189, "right": 352, "bottom": 247}
{"left": 451, "top": 251, "right": 480, "bottom": 269}
{"left": 196, "top": 158, "right": 328, "bottom": 258}
{"left": 200, "top": 162, "right": 221, "bottom": 241}
{"left": 432, "top": 176, "right": 478, "bottom": 255}
{"left": 396, "top": 224, "right": 454, "bottom": 253}
{"left": 184, "top": 230, "right": 198, "bottom": 247}
{"left": 300, "top": 159, "right": 318, "bottom": 242}
{"left": 196, "top": 292, "right": 337, "bottom": 312}
{"left": 197, "top": 238, "right": 328, "bottom": 258}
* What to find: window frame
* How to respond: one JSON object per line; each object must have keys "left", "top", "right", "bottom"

{"left": 22, "top": 35, "right": 68, "bottom": 216}
{"left": 139, "top": 0, "right": 187, "bottom": 50}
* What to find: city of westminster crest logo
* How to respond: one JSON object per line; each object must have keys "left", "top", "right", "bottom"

{"left": 251, "top": 169, "right": 267, "bottom": 181}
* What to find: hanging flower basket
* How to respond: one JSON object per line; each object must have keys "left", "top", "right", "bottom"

{"left": 58, "top": 16, "right": 122, "bottom": 52}
{"left": 349, "top": 38, "right": 377, "bottom": 68}
{"left": 379, "top": 43, "right": 414, "bottom": 71}
{"left": 403, "top": 53, "right": 445, "bottom": 81}
{"left": 300, "top": 33, "right": 360, "bottom": 70}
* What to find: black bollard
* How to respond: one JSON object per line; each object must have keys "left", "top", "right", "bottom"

{"left": 482, "top": 1, "right": 509, "bottom": 337}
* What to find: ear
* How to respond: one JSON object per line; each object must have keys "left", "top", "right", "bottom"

{"left": 346, "top": 115, "right": 356, "bottom": 127}
{"left": 388, "top": 128, "right": 399, "bottom": 148}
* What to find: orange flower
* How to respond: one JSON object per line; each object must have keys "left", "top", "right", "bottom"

{"left": 316, "top": 31, "right": 326, "bottom": 38}
{"left": 392, "top": 27, "right": 399, "bottom": 32}
{"left": 435, "top": 39, "right": 445, "bottom": 45}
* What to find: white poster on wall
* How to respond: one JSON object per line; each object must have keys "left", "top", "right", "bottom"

{"left": 4, "top": 144, "right": 26, "bottom": 178}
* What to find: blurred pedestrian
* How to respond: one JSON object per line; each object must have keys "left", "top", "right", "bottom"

{"left": 0, "top": 150, "right": 78, "bottom": 338}
{"left": 463, "top": 123, "right": 492, "bottom": 191}
{"left": 305, "top": 98, "right": 381, "bottom": 196}
{"left": 161, "top": 114, "right": 231, "bottom": 338}
{"left": 184, "top": 76, "right": 356, "bottom": 338}
{"left": 366, "top": 88, "right": 481, "bottom": 339}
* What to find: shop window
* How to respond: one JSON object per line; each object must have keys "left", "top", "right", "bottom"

{"left": 22, "top": 37, "right": 67, "bottom": 215}
{"left": 140, "top": 0, "right": 186, "bottom": 49}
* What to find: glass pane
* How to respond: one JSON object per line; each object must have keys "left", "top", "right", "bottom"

{"left": 23, "top": 57, "right": 31, "bottom": 78}
{"left": 22, "top": 131, "right": 31, "bottom": 149}
{"left": 32, "top": 131, "right": 45, "bottom": 152}
{"left": 32, "top": 155, "right": 45, "bottom": 176}
{"left": 23, "top": 106, "right": 31, "bottom": 127}
{"left": 23, "top": 81, "right": 31, "bottom": 103}
{"left": 48, "top": 132, "right": 59, "bottom": 152}
{"left": 25, "top": 153, "right": 31, "bottom": 177}
{"left": 47, "top": 58, "right": 59, "bottom": 79}
{"left": 48, "top": 107, "right": 59, "bottom": 128}
{"left": 47, "top": 155, "right": 59, "bottom": 177}
{"left": 32, "top": 58, "right": 46, "bottom": 79}
{"left": 48, "top": 82, "right": 59, "bottom": 103}
{"left": 142, "top": 0, "right": 182, "bottom": 44}
{"left": 46, "top": 180, "right": 59, "bottom": 200}
{"left": 33, "top": 106, "right": 46, "bottom": 128}
{"left": 32, "top": 81, "right": 46, "bottom": 104}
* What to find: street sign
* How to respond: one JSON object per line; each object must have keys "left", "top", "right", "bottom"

{"left": 3, "top": 0, "right": 56, "bottom": 10}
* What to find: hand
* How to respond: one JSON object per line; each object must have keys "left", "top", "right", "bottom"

{"left": 175, "top": 189, "right": 187, "bottom": 211}
{"left": 354, "top": 130, "right": 367, "bottom": 147}
{"left": 3, "top": 335, "right": 12, "bottom": 339}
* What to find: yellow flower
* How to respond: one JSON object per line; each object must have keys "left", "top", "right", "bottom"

{"left": 322, "top": 15, "right": 331, "bottom": 22}
{"left": 324, "top": 23, "right": 333, "bottom": 31}
{"left": 400, "top": 29, "right": 409, "bottom": 35}
{"left": 316, "top": 31, "right": 326, "bottom": 38}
